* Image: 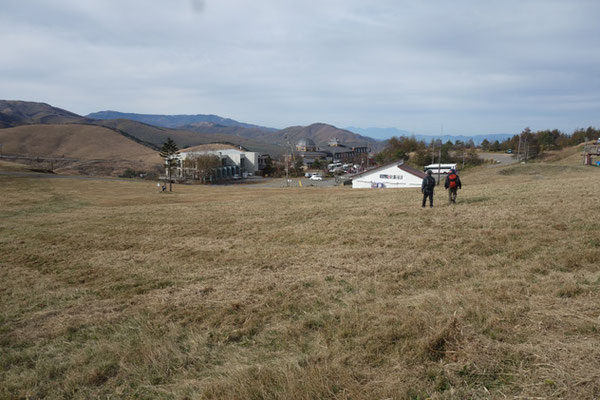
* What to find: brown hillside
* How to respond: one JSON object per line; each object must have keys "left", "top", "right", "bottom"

{"left": 185, "top": 121, "right": 384, "bottom": 152}
{"left": 0, "top": 100, "right": 88, "bottom": 127}
{"left": 93, "top": 119, "right": 287, "bottom": 157}
{"left": 0, "top": 101, "right": 285, "bottom": 157}
{"left": 278, "top": 123, "right": 383, "bottom": 151}
{"left": 181, "top": 143, "right": 240, "bottom": 152}
{"left": 0, "top": 124, "right": 162, "bottom": 176}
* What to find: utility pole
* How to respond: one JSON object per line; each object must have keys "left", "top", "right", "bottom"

{"left": 431, "top": 139, "right": 435, "bottom": 164}
{"left": 462, "top": 145, "right": 465, "bottom": 169}
{"left": 285, "top": 144, "right": 289, "bottom": 187}
{"left": 437, "top": 125, "right": 443, "bottom": 184}
{"left": 517, "top": 134, "right": 522, "bottom": 162}
{"left": 437, "top": 142, "right": 442, "bottom": 185}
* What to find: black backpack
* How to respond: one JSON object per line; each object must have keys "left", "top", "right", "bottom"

{"left": 424, "top": 176, "right": 435, "bottom": 192}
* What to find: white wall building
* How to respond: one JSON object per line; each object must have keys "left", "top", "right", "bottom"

{"left": 351, "top": 161, "right": 426, "bottom": 189}
{"left": 179, "top": 148, "right": 261, "bottom": 174}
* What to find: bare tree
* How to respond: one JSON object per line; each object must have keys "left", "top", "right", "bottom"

{"left": 182, "top": 154, "right": 221, "bottom": 182}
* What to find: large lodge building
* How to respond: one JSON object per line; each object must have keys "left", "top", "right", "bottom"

{"left": 294, "top": 137, "right": 369, "bottom": 167}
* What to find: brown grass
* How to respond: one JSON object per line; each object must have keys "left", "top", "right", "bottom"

{"left": 0, "top": 124, "right": 161, "bottom": 162}
{"left": 0, "top": 124, "right": 163, "bottom": 176}
{"left": 1, "top": 159, "right": 600, "bottom": 399}
{"left": 0, "top": 160, "right": 32, "bottom": 172}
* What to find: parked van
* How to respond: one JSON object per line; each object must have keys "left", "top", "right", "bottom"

{"left": 328, "top": 162, "right": 342, "bottom": 171}
{"left": 423, "top": 163, "right": 457, "bottom": 175}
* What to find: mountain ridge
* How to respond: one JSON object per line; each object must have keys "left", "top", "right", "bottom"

{"left": 346, "top": 126, "right": 513, "bottom": 145}
{"left": 1, "top": 101, "right": 288, "bottom": 156}
{"left": 3, "top": 100, "right": 513, "bottom": 161}
{"left": 277, "top": 123, "right": 384, "bottom": 151}
{"left": 0, "top": 100, "right": 89, "bottom": 128}
{"left": 86, "top": 110, "right": 277, "bottom": 131}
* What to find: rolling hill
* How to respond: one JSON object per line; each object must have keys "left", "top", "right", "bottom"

{"left": 86, "top": 110, "right": 384, "bottom": 151}
{"left": 2, "top": 101, "right": 384, "bottom": 165}
{"left": 90, "top": 119, "right": 287, "bottom": 157}
{"left": 1, "top": 101, "right": 288, "bottom": 157}
{"left": 277, "top": 123, "right": 384, "bottom": 151}
{"left": 182, "top": 122, "right": 384, "bottom": 151}
{"left": 86, "top": 110, "right": 276, "bottom": 131}
{"left": 0, "top": 124, "right": 162, "bottom": 175}
{"left": 0, "top": 100, "right": 89, "bottom": 128}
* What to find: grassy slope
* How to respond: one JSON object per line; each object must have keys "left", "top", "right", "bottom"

{"left": 0, "top": 160, "right": 33, "bottom": 172}
{"left": 0, "top": 124, "right": 161, "bottom": 163}
{"left": 0, "top": 100, "right": 88, "bottom": 127}
{"left": 0, "top": 124, "right": 162, "bottom": 175}
{"left": 1, "top": 160, "right": 599, "bottom": 399}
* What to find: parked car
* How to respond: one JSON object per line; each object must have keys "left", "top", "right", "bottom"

{"left": 310, "top": 174, "right": 323, "bottom": 181}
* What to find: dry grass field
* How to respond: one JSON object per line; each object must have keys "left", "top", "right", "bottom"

{"left": 1, "top": 156, "right": 599, "bottom": 399}
{"left": 0, "top": 160, "right": 33, "bottom": 172}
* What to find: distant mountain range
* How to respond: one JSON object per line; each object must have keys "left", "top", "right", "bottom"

{"left": 0, "top": 101, "right": 385, "bottom": 162}
{"left": 1, "top": 101, "right": 518, "bottom": 172}
{"left": 346, "top": 127, "right": 412, "bottom": 140}
{"left": 86, "top": 111, "right": 277, "bottom": 131}
{"left": 346, "top": 126, "right": 514, "bottom": 145}
{"left": 86, "top": 110, "right": 384, "bottom": 152}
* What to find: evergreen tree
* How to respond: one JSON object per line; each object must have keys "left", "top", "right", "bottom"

{"left": 293, "top": 157, "right": 305, "bottom": 177}
{"left": 159, "top": 138, "right": 179, "bottom": 192}
{"left": 481, "top": 139, "right": 490, "bottom": 151}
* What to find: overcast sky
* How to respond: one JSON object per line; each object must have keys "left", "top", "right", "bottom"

{"left": 1, "top": 0, "right": 599, "bottom": 136}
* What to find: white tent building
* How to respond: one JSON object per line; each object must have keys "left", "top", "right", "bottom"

{"left": 351, "top": 161, "right": 426, "bottom": 189}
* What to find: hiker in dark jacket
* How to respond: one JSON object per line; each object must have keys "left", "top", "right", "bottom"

{"left": 421, "top": 170, "right": 436, "bottom": 208}
{"left": 444, "top": 169, "right": 462, "bottom": 203}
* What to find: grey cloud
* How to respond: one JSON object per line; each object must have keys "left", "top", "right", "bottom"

{"left": 190, "top": 0, "right": 206, "bottom": 14}
{"left": 1, "top": 0, "right": 599, "bottom": 133}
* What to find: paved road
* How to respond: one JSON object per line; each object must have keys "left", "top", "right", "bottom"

{"left": 218, "top": 177, "right": 338, "bottom": 188}
{"left": 478, "top": 152, "right": 518, "bottom": 167}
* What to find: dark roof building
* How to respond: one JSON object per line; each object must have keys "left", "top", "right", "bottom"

{"left": 294, "top": 137, "right": 370, "bottom": 167}
{"left": 296, "top": 138, "right": 317, "bottom": 152}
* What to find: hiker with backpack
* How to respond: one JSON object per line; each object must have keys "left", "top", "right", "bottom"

{"left": 444, "top": 169, "right": 462, "bottom": 204}
{"left": 421, "top": 170, "right": 436, "bottom": 208}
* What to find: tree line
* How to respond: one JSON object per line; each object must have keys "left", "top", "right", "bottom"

{"left": 376, "top": 126, "right": 600, "bottom": 167}
{"left": 481, "top": 127, "right": 600, "bottom": 159}
{"left": 375, "top": 136, "right": 484, "bottom": 168}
